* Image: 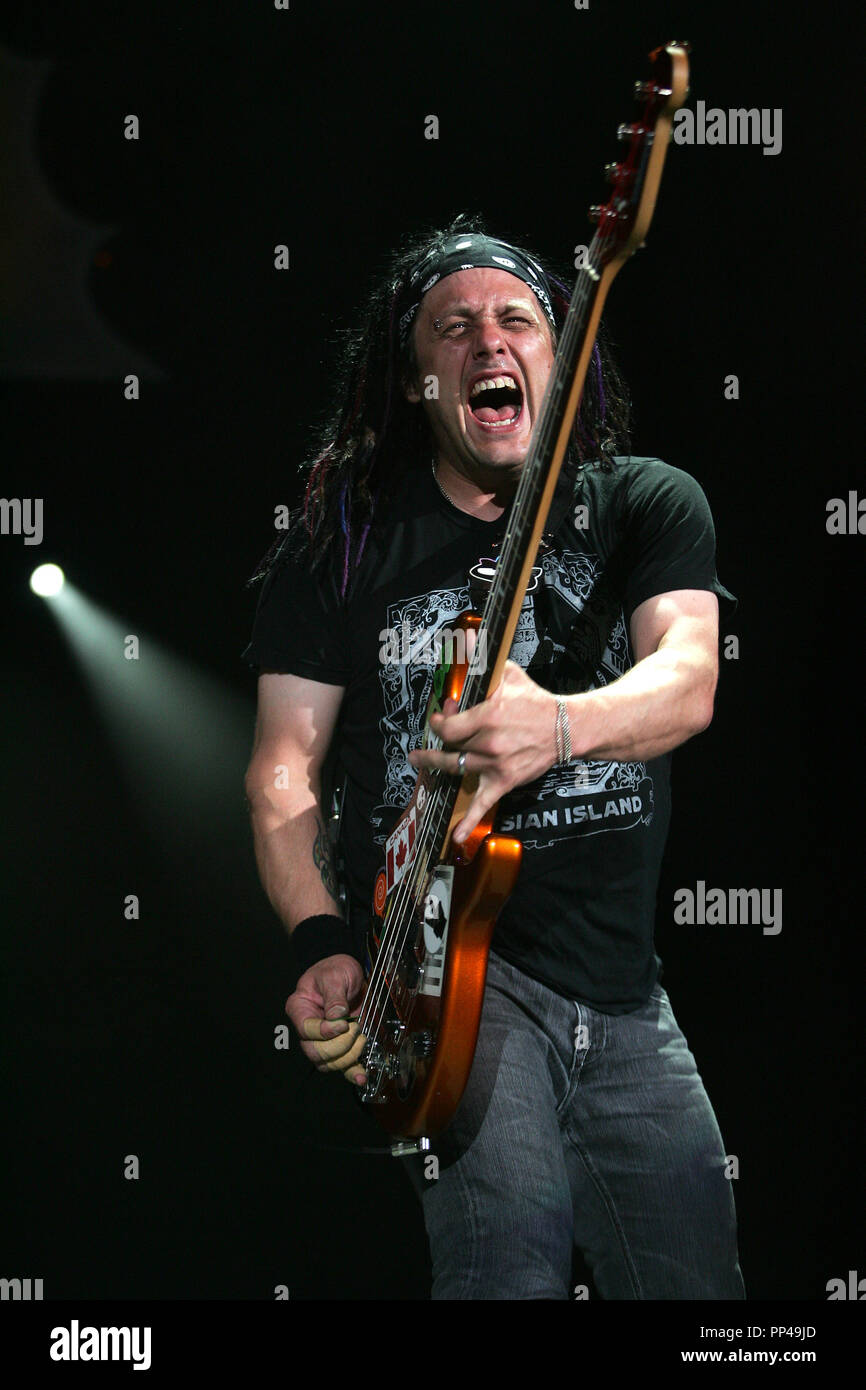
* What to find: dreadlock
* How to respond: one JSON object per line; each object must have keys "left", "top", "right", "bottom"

{"left": 247, "top": 212, "right": 632, "bottom": 600}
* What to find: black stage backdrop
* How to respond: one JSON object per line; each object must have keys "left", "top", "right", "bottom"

{"left": 0, "top": 0, "right": 861, "bottom": 1344}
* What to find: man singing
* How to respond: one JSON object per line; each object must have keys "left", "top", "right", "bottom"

{"left": 243, "top": 215, "right": 745, "bottom": 1299}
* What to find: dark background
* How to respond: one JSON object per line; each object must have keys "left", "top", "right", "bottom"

{"left": 1, "top": 0, "right": 860, "bottom": 1305}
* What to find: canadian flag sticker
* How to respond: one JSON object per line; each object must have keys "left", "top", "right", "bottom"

{"left": 385, "top": 807, "right": 417, "bottom": 891}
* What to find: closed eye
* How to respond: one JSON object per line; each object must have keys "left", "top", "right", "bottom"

{"left": 442, "top": 316, "right": 531, "bottom": 334}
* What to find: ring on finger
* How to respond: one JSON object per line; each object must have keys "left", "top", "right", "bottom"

{"left": 456, "top": 751, "right": 468, "bottom": 775}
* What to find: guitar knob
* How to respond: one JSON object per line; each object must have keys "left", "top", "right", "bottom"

{"left": 412, "top": 1030, "right": 435, "bottom": 1058}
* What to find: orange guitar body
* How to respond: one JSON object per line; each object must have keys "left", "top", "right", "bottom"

{"left": 360, "top": 612, "right": 522, "bottom": 1140}
{"left": 369, "top": 831, "right": 522, "bottom": 1139}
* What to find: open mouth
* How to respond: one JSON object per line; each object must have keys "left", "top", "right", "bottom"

{"left": 467, "top": 375, "right": 523, "bottom": 429}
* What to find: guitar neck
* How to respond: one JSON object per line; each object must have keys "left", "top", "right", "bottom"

{"left": 461, "top": 42, "right": 689, "bottom": 712}
{"left": 461, "top": 247, "right": 611, "bottom": 710}
{"left": 444, "top": 40, "right": 690, "bottom": 849}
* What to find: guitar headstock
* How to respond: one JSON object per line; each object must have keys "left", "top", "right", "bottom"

{"left": 588, "top": 41, "right": 690, "bottom": 269}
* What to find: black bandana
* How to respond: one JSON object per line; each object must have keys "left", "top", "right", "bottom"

{"left": 396, "top": 232, "right": 557, "bottom": 349}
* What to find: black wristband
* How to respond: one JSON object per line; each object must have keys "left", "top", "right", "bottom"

{"left": 291, "top": 914, "right": 363, "bottom": 977}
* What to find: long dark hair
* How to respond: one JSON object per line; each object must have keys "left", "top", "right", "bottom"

{"left": 248, "top": 213, "right": 632, "bottom": 600}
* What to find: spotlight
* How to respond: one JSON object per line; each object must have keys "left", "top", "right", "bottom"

{"left": 30, "top": 564, "right": 65, "bottom": 597}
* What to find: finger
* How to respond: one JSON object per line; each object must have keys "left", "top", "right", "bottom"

{"left": 299, "top": 1040, "right": 367, "bottom": 1084}
{"left": 318, "top": 1027, "right": 368, "bottom": 1071}
{"left": 313, "top": 960, "right": 365, "bottom": 1019}
{"left": 302, "top": 1017, "right": 365, "bottom": 1062}
{"left": 428, "top": 701, "right": 485, "bottom": 743}
{"left": 300, "top": 1015, "right": 349, "bottom": 1041}
{"left": 452, "top": 786, "right": 499, "bottom": 843}
{"left": 322, "top": 992, "right": 352, "bottom": 1022}
{"left": 409, "top": 745, "right": 496, "bottom": 773}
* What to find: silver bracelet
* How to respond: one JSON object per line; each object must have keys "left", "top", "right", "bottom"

{"left": 555, "top": 696, "right": 572, "bottom": 765}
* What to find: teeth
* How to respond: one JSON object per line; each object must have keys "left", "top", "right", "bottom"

{"left": 469, "top": 375, "right": 519, "bottom": 398}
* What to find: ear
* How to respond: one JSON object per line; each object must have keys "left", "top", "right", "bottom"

{"left": 403, "top": 373, "right": 421, "bottom": 404}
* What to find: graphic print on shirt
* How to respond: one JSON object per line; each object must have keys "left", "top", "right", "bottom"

{"left": 495, "top": 549, "right": 655, "bottom": 848}
{"left": 372, "top": 550, "right": 653, "bottom": 850}
{"left": 377, "top": 584, "right": 471, "bottom": 829}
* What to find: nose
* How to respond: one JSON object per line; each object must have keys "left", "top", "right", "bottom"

{"left": 471, "top": 315, "right": 506, "bottom": 356}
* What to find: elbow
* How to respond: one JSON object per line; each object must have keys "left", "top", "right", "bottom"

{"left": 691, "top": 697, "right": 715, "bottom": 737}
{"left": 244, "top": 751, "right": 319, "bottom": 824}
{"left": 689, "top": 668, "right": 718, "bottom": 736}
{"left": 244, "top": 758, "right": 264, "bottom": 812}
{"left": 244, "top": 757, "right": 280, "bottom": 822}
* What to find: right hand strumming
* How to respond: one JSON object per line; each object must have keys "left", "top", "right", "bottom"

{"left": 284, "top": 952, "right": 368, "bottom": 1086}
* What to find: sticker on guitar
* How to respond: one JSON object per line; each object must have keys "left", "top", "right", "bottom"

{"left": 384, "top": 806, "right": 417, "bottom": 891}
{"left": 418, "top": 864, "right": 454, "bottom": 998}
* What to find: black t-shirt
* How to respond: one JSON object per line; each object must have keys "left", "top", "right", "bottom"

{"left": 243, "top": 455, "right": 736, "bottom": 1013}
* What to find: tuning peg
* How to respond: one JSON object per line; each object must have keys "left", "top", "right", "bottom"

{"left": 617, "top": 122, "right": 640, "bottom": 141}
{"left": 635, "top": 79, "right": 673, "bottom": 102}
{"left": 650, "top": 38, "right": 691, "bottom": 62}
{"left": 588, "top": 205, "right": 619, "bottom": 225}
{"left": 604, "top": 162, "right": 620, "bottom": 183}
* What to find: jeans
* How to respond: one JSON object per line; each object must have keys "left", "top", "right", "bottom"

{"left": 405, "top": 948, "right": 746, "bottom": 1300}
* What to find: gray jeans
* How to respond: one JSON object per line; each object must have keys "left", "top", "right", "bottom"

{"left": 404, "top": 948, "right": 745, "bottom": 1300}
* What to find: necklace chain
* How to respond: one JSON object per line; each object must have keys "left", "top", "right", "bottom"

{"left": 431, "top": 458, "right": 460, "bottom": 509}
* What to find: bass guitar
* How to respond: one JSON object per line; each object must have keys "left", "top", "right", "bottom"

{"left": 357, "top": 40, "right": 691, "bottom": 1151}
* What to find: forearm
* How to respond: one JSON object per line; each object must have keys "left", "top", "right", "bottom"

{"left": 246, "top": 776, "right": 342, "bottom": 934}
{"left": 565, "top": 641, "right": 717, "bottom": 765}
